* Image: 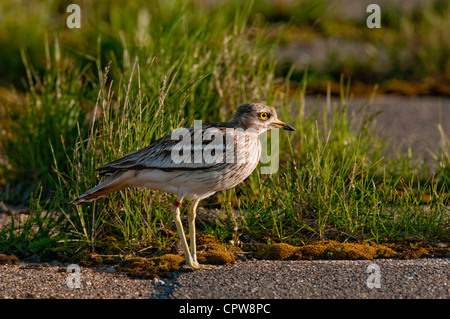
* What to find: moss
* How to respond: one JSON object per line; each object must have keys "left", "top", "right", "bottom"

{"left": 298, "top": 241, "right": 397, "bottom": 260}
{"left": 116, "top": 254, "right": 185, "bottom": 278}
{"left": 116, "top": 257, "right": 157, "bottom": 278}
{"left": 255, "top": 241, "right": 397, "bottom": 261}
{"left": 196, "top": 234, "right": 222, "bottom": 246}
{"left": 155, "top": 254, "right": 185, "bottom": 271}
{"left": 74, "top": 250, "right": 104, "bottom": 267}
{"left": 297, "top": 244, "right": 328, "bottom": 259}
{"left": 194, "top": 233, "right": 239, "bottom": 265}
{"left": 197, "top": 250, "right": 237, "bottom": 265}
{"left": 371, "top": 243, "right": 398, "bottom": 258}
{"left": 256, "top": 243, "right": 300, "bottom": 260}
{"left": 0, "top": 253, "right": 19, "bottom": 265}
{"left": 386, "top": 241, "right": 450, "bottom": 259}
{"left": 195, "top": 233, "right": 225, "bottom": 252}
{"left": 319, "top": 242, "right": 387, "bottom": 260}
{"left": 95, "top": 236, "right": 125, "bottom": 255}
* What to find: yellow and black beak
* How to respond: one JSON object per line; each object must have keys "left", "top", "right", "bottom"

{"left": 271, "top": 119, "right": 296, "bottom": 131}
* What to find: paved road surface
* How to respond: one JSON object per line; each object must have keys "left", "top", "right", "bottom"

{"left": 1, "top": 258, "right": 448, "bottom": 299}
{"left": 305, "top": 95, "right": 450, "bottom": 162}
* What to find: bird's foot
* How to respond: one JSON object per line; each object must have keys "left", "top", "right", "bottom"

{"left": 183, "top": 260, "right": 216, "bottom": 270}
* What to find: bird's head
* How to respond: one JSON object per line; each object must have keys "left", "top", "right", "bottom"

{"left": 230, "top": 103, "right": 296, "bottom": 134}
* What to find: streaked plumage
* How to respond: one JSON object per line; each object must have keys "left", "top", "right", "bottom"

{"left": 73, "top": 102, "right": 295, "bottom": 269}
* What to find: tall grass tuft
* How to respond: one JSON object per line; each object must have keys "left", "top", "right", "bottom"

{"left": 50, "top": 1, "right": 281, "bottom": 253}
{"left": 0, "top": 36, "right": 93, "bottom": 196}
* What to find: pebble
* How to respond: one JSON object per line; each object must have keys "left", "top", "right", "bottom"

{"left": 152, "top": 278, "right": 165, "bottom": 286}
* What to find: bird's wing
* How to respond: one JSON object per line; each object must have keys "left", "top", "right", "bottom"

{"left": 96, "top": 123, "right": 239, "bottom": 175}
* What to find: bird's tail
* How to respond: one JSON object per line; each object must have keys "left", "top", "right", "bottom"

{"left": 72, "top": 171, "right": 128, "bottom": 205}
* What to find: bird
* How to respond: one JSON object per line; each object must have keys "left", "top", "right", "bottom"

{"left": 72, "top": 102, "right": 295, "bottom": 269}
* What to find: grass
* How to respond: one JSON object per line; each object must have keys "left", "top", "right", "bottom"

{"left": 0, "top": 0, "right": 448, "bottom": 261}
{"left": 0, "top": 37, "right": 92, "bottom": 189}
{"left": 237, "top": 85, "right": 449, "bottom": 244}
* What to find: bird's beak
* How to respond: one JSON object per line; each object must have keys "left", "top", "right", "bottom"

{"left": 271, "top": 119, "right": 296, "bottom": 131}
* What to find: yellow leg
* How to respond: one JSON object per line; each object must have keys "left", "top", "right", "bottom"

{"left": 171, "top": 198, "right": 195, "bottom": 267}
{"left": 188, "top": 199, "right": 200, "bottom": 263}
{"left": 172, "top": 198, "right": 213, "bottom": 270}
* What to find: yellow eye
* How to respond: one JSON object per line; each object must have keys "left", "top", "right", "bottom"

{"left": 259, "top": 112, "right": 269, "bottom": 120}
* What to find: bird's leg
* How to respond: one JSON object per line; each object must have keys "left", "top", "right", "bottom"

{"left": 172, "top": 198, "right": 214, "bottom": 270}
{"left": 187, "top": 199, "right": 215, "bottom": 270}
{"left": 187, "top": 199, "right": 200, "bottom": 263}
{"left": 171, "top": 198, "right": 195, "bottom": 268}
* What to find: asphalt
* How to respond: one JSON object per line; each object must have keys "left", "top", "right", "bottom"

{"left": 304, "top": 95, "right": 450, "bottom": 162}
{"left": 155, "top": 258, "right": 450, "bottom": 299}
{"left": 0, "top": 258, "right": 448, "bottom": 299}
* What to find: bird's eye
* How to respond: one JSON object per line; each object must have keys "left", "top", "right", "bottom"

{"left": 259, "top": 112, "right": 269, "bottom": 120}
